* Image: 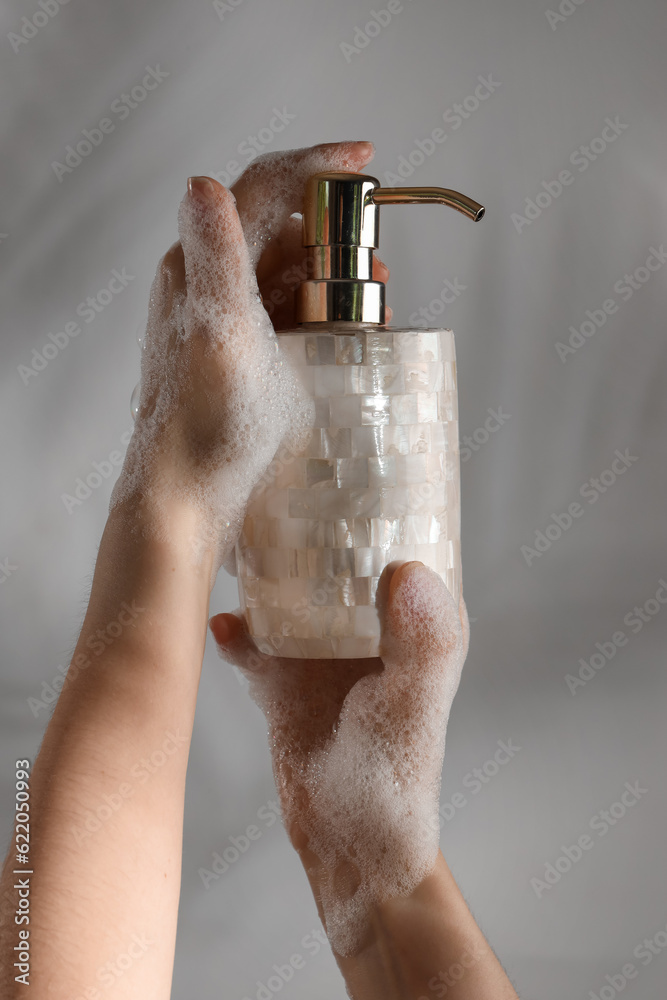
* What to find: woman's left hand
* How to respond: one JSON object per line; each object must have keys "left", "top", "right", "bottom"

{"left": 114, "top": 142, "right": 389, "bottom": 570}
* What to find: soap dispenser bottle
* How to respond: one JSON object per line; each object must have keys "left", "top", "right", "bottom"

{"left": 236, "top": 172, "right": 484, "bottom": 659}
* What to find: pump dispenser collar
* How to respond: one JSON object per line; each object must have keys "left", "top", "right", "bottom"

{"left": 295, "top": 172, "right": 484, "bottom": 325}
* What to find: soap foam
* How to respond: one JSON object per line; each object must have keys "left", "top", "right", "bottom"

{"left": 111, "top": 143, "right": 373, "bottom": 573}
{"left": 232, "top": 144, "right": 373, "bottom": 268}
{"left": 235, "top": 565, "right": 469, "bottom": 957}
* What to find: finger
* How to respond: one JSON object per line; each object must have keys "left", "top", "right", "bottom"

{"left": 209, "top": 611, "right": 275, "bottom": 674}
{"left": 381, "top": 561, "right": 464, "bottom": 671}
{"left": 256, "top": 216, "right": 307, "bottom": 330}
{"left": 256, "top": 215, "right": 304, "bottom": 286}
{"left": 177, "top": 175, "right": 258, "bottom": 318}
{"left": 231, "top": 141, "right": 375, "bottom": 267}
{"left": 353, "top": 560, "right": 466, "bottom": 743}
{"left": 374, "top": 559, "right": 405, "bottom": 621}
{"left": 160, "top": 240, "right": 186, "bottom": 301}
{"left": 136, "top": 241, "right": 188, "bottom": 419}
{"left": 373, "top": 256, "right": 389, "bottom": 282}
{"left": 257, "top": 224, "right": 310, "bottom": 331}
{"left": 208, "top": 611, "right": 241, "bottom": 647}
{"left": 143, "top": 241, "right": 185, "bottom": 348}
{"left": 327, "top": 562, "right": 465, "bottom": 795}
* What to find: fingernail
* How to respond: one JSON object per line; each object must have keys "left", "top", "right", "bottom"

{"left": 187, "top": 176, "right": 216, "bottom": 202}
{"left": 317, "top": 141, "right": 374, "bottom": 153}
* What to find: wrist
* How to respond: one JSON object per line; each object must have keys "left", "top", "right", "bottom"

{"left": 109, "top": 482, "right": 220, "bottom": 572}
{"left": 66, "top": 489, "right": 217, "bottom": 681}
{"left": 110, "top": 449, "right": 251, "bottom": 574}
{"left": 336, "top": 855, "right": 462, "bottom": 992}
{"left": 300, "top": 852, "right": 450, "bottom": 996}
{"left": 301, "top": 852, "right": 516, "bottom": 1000}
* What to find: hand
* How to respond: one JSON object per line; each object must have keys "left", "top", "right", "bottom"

{"left": 210, "top": 560, "right": 470, "bottom": 959}
{"left": 111, "top": 141, "right": 390, "bottom": 572}
{"left": 0, "top": 145, "right": 409, "bottom": 1000}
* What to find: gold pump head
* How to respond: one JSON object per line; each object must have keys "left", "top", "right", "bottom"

{"left": 294, "top": 171, "right": 485, "bottom": 326}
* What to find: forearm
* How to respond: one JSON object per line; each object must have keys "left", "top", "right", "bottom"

{"left": 326, "top": 853, "right": 518, "bottom": 1000}
{"left": 0, "top": 496, "right": 214, "bottom": 999}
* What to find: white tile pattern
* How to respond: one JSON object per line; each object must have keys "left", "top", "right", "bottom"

{"left": 236, "top": 329, "right": 461, "bottom": 657}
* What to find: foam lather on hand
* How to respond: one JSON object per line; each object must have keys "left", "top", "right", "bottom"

{"left": 110, "top": 183, "right": 310, "bottom": 572}
{"left": 110, "top": 142, "right": 376, "bottom": 571}
{"left": 230, "top": 143, "right": 374, "bottom": 268}
{"left": 211, "top": 561, "right": 469, "bottom": 957}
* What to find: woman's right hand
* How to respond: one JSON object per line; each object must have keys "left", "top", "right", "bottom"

{"left": 210, "top": 561, "right": 469, "bottom": 958}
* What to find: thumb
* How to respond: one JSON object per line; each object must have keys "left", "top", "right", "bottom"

{"left": 380, "top": 561, "right": 466, "bottom": 722}
{"left": 380, "top": 561, "right": 465, "bottom": 680}
{"left": 337, "top": 563, "right": 466, "bottom": 757}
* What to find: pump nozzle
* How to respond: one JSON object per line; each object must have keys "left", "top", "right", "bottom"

{"left": 295, "top": 172, "right": 485, "bottom": 325}
{"left": 371, "top": 187, "right": 485, "bottom": 222}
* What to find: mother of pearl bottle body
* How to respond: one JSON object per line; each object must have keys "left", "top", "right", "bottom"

{"left": 235, "top": 324, "right": 460, "bottom": 658}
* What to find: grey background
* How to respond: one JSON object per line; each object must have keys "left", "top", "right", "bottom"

{"left": 1, "top": 0, "right": 666, "bottom": 996}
